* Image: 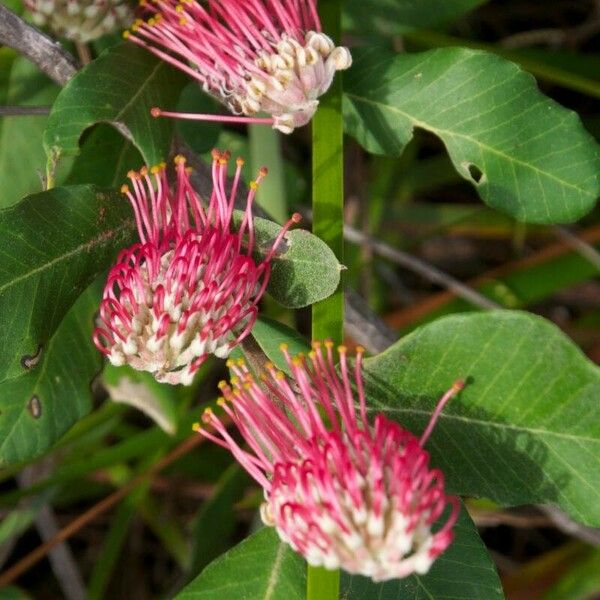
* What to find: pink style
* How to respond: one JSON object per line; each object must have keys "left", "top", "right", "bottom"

{"left": 93, "top": 151, "right": 300, "bottom": 385}
{"left": 196, "top": 342, "right": 462, "bottom": 581}
{"left": 124, "top": 0, "right": 352, "bottom": 133}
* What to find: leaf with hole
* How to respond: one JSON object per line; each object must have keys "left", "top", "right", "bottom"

{"left": 362, "top": 310, "right": 600, "bottom": 526}
{"left": 0, "top": 286, "right": 102, "bottom": 465}
{"left": 0, "top": 185, "right": 136, "bottom": 383}
{"left": 44, "top": 43, "right": 186, "bottom": 167}
{"left": 344, "top": 48, "right": 600, "bottom": 223}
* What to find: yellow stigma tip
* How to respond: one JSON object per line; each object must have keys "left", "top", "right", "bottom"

{"left": 324, "top": 340, "right": 334, "bottom": 348}
{"left": 249, "top": 181, "right": 259, "bottom": 190}
{"left": 174, "top": 154, "right": 186, "bottom": 165}
{"left": 275, "top": 371, "right": 285, "bottom": 380}
{"left": 217, "top": 398, "right": 226, "bottom": 407}
{"left": 122, "top": 30, "right": 130, "bottom": 38}
{"left": 139, "top": 166, "right": 148, "bottom": 176}
{"left": 120, "top": 184, "right": 129, "bottom": 194}
{"left": 179, "top": 17, "right": 187, "bottom": 25}
{"left": 264, "top": 361, "right": 274, "bottom": 370}
{"left": 356, "top": 345, "right": 365, "bottom": 354}
{"left": 217, "top": 380, "right": 227, "bottom": 389}
{"left": 236, "top": 358, "right": 245, "bottom": 366}
{"left": 338, "top": 345, "right": 347, "bottom": 354}
{"left": 231, "top": 376, "right": 239, "bottom": 386}
{"left": 204, "top": 407, "right": 213, "bottom": 415}
{"left": 292, "top": 357, "right": 302, "bottom": 366}
{"left": 150, "top": 165, "right": 160, "bottom": 175}
{"left": 192, "top": 422, "right": 201, "bottom": 432}
{"left": 236, "top": 157, "right": 245, "bottom": 166}
{"left": 225, "top": 359, "right": 234, "bottom": 368}
{"left": 279, "top": 343, "right": 289, "bottom": 352}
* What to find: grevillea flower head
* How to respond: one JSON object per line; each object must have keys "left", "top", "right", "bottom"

{"left": 25, "top": 0, "right": 133, "bottom": 43}
{"left": 124, "top": 0, "right": 352, "bottom": 133}
{"left": 93, "top": 151, "right": 300, "bottom": 385}
{"left": 195, "top": 343, "right": 462, "bottom": 580}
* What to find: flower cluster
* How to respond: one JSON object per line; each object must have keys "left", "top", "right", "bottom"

{"left": 195, "top": 343, "right": 462, "bottom": 580}
{"left": 93, "top": 151, "right": 300, "bottom": 385}
{"left": 124, "top": 0, "right": 352, "bottom": 133}
{"left": 25, "top": 0, "right": 133, "bottom": 43}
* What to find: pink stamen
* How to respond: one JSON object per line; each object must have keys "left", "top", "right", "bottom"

{"left": 419, "top": 380, "right": 465, "bottom": 446}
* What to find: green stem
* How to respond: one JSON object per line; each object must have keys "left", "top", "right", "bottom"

{"left": 309, "top": 0, "right": 343, "bottom": 598}
{"left": 307, "top": 566, "right": 341, "bottom": 600}
{"left": 249, "top": 125, "right": 287, "bottom": 223}
{"left": 311, "top": 0, "right": 344, "bottom": 345}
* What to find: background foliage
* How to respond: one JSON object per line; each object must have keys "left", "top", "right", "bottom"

{"left": 0, "top": 0, "right": 599, "bottom": 599}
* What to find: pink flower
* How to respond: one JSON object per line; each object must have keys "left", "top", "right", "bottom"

{"left": 123, "top": 0, "right": 352, "bottom": 133}
{"left": 195, "top": 342, "right": 462, "bottom": 580}
{"left": 93, "top": 151, "right": 300, "bottom": 385}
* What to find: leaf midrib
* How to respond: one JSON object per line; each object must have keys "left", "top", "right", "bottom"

{"left": 344, "top": 92, "right": 595, "bottom": 197}
{"left": 374, "top": 405, "right": 600, "bottom": 444}
{"left": 0, "top": 218, "right": 134, "bottom": 295}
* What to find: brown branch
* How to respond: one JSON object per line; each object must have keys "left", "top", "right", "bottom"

{"left": 0, "top": 433, "right": 205, "bottom": 587}
{"left": 0, "top": 4, "right": 77, "bottom": 86}
{"left": 344, "top": 223, "right": 501, "bottom": 311}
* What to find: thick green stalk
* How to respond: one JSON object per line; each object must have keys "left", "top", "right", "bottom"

{"left": 249, "top": 125, "right": 287, "bottom": 223}
{"left": 309, "top": 0, "right": 343, "bottom": 598}
{"left": 311, "top": 0, "right": 344, "bottom": 344}
{"left": 307, "top": 565, "right": 340, "bottom": 600}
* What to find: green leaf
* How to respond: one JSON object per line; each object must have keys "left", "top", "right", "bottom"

{"left": 0, "top": 286, "right": 102, "bottom": 465}
{"left": 44, "top": 43, "right": 186, "bottom": 167}
{"left": 362, "top": 310, "right": 600, "bottom": 526}
{"left": 251, "top": 214, "right": 342, "bottom": 308}
{"left": 102, "top": 364, "right": 179, "bottom": 434}
{"left": 66, "top": 123, "right": 143, "bottom": 188}
{"left": 0, "top": 185, "right": 135, "bottom": 383}
{"left": 344, "top": 48, "right": 600, "bottom": 224}
{"left": 341, "top": 507, "right": 503, "bottom": 600}
{"left": 175, "top": 527, "right": 306, "bottom": 600}
{"left": 251, "top": 316, "right": 311, "bottom": 373}
{"left": 0, "top": 55, "right": 59, "bottom": 208}
{"left": 344, "top": 0, "right": 487, "bottom": 36}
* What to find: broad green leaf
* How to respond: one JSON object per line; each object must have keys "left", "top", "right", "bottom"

{"left": 363, "top": 311, "right": 600, "bottom": 526}
{"left": 0, "top": 55, "right": 59, "bottom": 208}
{"left": 44, "top": 43, "right": 186, "bottom": 167}
{"left": 344, "top": 0, "right": 487, "bottom": 36}
{"left": 103, "top": 364, "right": 179, "bottom": 434}
{"left": 176, "top": 527, "right": 306, "bottom": 600}
{"left": 0, "top": 185, "right": 135, "bottom": 383}
{"left": 251, "top": 316, "right": 311, "bottom": 373}
{"left": 66, "top": 123, "right": 142, "bottom": 187}
{"left": 0, "top": 286, "right": 102, "bottom": 465}
{"left": 344, "top": 48, "right": 600, "bottom": 224}
{"left": 251, "top": 214, "right": 342, "bottom": 308}
{"left": 341, "top": 507, "right": 503, "bottom": 600}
